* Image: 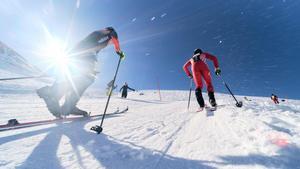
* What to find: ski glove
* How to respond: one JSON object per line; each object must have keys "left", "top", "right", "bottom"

{"left": 188, "top": 74, "right": 193, "bottom": 79}
{"left": 117, "top": 51, "right": 125, "bottom": 60}
{"left": 215, "top": 68, "right": 221, "bottom": 76}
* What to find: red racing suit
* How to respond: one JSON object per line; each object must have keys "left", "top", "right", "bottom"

{"left": 183, "top": 52, "right": 219, "bottom": 92}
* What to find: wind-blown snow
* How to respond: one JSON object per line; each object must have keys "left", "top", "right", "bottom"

{"left": 0, "top": 90, "right": 299, "bottom": 169}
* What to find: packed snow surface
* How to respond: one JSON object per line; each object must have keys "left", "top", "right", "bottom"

{"left": 0, "top": 90, "right": 299, "bottom": 169}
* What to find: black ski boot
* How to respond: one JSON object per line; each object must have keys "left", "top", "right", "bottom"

{"left": 208, "top": 92, "right": 217, "bottom": 107}
{"left": 37, "top": 86, "right": 62, "bottom": 118}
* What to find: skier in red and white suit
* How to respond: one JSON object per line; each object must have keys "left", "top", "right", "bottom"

{"left": 183, "top": 49, "right": 221, "bottom": 109}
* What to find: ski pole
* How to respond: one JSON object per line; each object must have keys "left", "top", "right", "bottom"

{"left": 187, "top": 78, "right": 193, "bottom": 110}
{"left": 91, "top": 56, "right": 122, "bottom": 134}
{"left": 219, "top": 76, "right": 243, "bottom": 107}
{"left": 0, "top": 75, "right": 49, "bottom": 81}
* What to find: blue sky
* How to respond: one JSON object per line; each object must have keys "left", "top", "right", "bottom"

{"left": 0, "top": 0, "right": 299, "bottom": 99}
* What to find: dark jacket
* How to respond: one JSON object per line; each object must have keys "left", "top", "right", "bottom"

{"left": 120, "top": 85, "right": 135, "bottom": 94}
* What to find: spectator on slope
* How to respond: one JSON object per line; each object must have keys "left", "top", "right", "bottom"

{"left": 120, "top": 82, "right": 135, "bottom": 98}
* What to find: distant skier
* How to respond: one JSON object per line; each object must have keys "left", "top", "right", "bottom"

{"left": 271, "top": 94, "right": 279, "bottom": 104}
{"left": 37, "top": 27, "right": 125, "bottom": 118}
{"left": 120, "top": 82, "right": 135, "bottom": 98}
{"left": 183, "top": 48, "right": 221, "bottom": 111}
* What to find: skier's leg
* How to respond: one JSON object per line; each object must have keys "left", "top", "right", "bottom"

{"left": 202, "top": 70, "right": 217, "bottom": 107}
{"left": 193, "top": 70, "right": 204, "bottom": 108}
{"left": 195, "top": 88, "right": 205, "bottom": 107}
{"left": 195, "top": 88, "right": 205, "bottom": 108}
{"left": 208, "top": 92, "right": 217, "bottom": 107}
{"left": 202, "top": 70, "right": 214, "bottom": 93}
{"left": 37, "top": 80, "right": 66, "bottom": 117}
{"left": 61, "top": 76, "right": 94, "bottom": 116}
{"left": 61, "top": 82, "right": 91, "bottom": 116}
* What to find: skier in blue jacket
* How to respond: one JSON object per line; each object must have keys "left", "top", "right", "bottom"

{"left": 120, "top": 82, "right": 135, "bottom": 98}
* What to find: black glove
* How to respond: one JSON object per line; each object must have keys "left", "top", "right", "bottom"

{"left": 215, "top": 68, "right": 221, "bottom": 76}
{"left": 116, "top": 51, "right": 125, "bottom": 60}
{"left": 188, "top": 74, "right": 193, "bottom": 79}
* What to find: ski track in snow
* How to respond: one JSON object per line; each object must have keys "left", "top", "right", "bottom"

{"left": 0, "top": 90, "right": 300, "bottom": 169}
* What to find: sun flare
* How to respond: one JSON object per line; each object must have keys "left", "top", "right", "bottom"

{"left": 42, "top": 38, "right": 70, "bottom": 73}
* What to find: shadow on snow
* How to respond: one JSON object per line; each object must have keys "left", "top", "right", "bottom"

{"left": 218, "top": 144, "right": 300, "bottom": 168}
{"left": 2, "top": 115, "right": 300, "bottom": 169}
{"left": 2, "top": 119, "right": 214, "bottom": 169}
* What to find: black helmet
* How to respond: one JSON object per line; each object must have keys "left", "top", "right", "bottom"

{"left": 105, "top": 27, "right": 118, "bottom": 38}
{"left": 105, "top": 27, "right": 114, "bottom": 31}
{"left": 194, "top": 48, "right": 203, "bottom": 55}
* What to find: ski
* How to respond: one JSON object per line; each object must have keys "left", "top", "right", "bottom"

{"left": 205, "top": 106, "right": 216, "bottom": 117}
{"left": 0, "top": 107, "right": 128, "bottom": 132}
{"left": 205, "top": 104, "right": 227, "bottom": 116}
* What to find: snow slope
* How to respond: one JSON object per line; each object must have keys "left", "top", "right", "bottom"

{"left": 0, "top": 41, "right": 49, "bottom": 92}
{"left": 0, "top": 90, "right": 299, "bottom": 169}
{"left": 0, "top": 41, "right": 39, "bottom": 76}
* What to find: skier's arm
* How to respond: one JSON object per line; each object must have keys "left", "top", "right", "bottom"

{"left": 110, "top": 37, "right": 121, "bottom": 52}
{"left": 203, "top": 52, "right": 219, "bottom": 68}
{"left": 128, "top": 87, "right": 135, "bottom": 91}
{"left": 104, "top": 27, "right": 126, "bottom": 59}
{"left": 183, "top": 60, "right": 192, "bottom": 77}
{"left": 119, "top": 86, "right": 124, "bottom": 92}
{"left": 203, "top": 52, "right": 221, "bottom": 75}
{"left": 96, "top": 28, "right": 121, "bottom": 53}
{"left": 70, "top": 28, "right": 121, "bottom": 57}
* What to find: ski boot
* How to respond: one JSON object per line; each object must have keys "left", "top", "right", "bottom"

{"left": 36, "top": 86, "right": 62, "bottom": 118}
{"left": 7, "top": 119, "right": 19, "bottom": 126}
{"left": 70, "top": 107, "right": 89, "bottom": 117}
{"left": 208, "top": 92, "right": 217, "bottom": 107}
{"left": 209, "top": 99, "right": 217, "bottom": 107}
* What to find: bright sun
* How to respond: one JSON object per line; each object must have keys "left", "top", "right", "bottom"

{"left": 36, "top": 27, "right": 79, "bottom": 96}
{"left": 40, "top": 37, "right": 71, "bottom": 75}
